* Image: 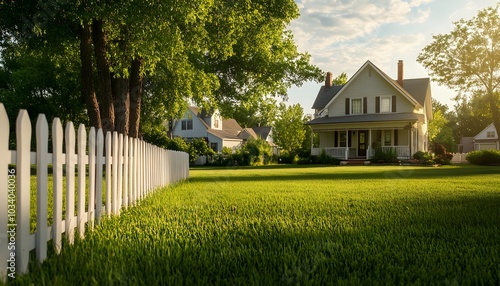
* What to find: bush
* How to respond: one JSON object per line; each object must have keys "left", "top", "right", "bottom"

{"left": 413, "top": 151, "right": 432, "bottom": 161}
{"left": 432, "top": 143, "right": 446, "bottom": 156}
{"left": 466, "top": 150, "right": 500, "bottom": 165}
{"left": 371, "top": 147, "right": 398, "bottom": 163}
{"left": 435, "top": 153, "right": 453, "bottom": 165}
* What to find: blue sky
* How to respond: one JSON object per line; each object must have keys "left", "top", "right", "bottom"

{"left": 286, "top": 0, "right": 499, "bottom": 115}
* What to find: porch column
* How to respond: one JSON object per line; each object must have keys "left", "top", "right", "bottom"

{"left": 345, "top": 128, "right": 349, "bottom": 160}
{"left": 367, "top": 129, "right": 372, "bottom": 159}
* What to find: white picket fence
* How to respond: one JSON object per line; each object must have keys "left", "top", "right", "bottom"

{"left": 0, "top": 103, "right": 189, "bottom": 280}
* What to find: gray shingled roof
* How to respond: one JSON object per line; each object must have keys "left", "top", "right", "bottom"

{"left": 311, "top": 85, "right": 343, "bottom": 109}
{"left": 306, "top": 112, "right": 424, "bottom": 125}
{"left": 401, "top": 78, "right": 429, "bottom": 107}
{"left": 252, "top": 126, "right": 272, "bottom": 139}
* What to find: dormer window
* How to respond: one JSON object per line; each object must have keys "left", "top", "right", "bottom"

{"left": 214, "top": 119, "right": 219, "bottom": 128}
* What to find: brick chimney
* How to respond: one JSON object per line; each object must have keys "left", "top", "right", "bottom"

{"left": 397, "top": 60, "right": 404, "bottom": 87}
{"left": 325, "top": 72, "right": 332, "bottom": 88}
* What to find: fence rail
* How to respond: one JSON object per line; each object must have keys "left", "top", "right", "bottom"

{"left": 0, "top": 103, "right": 189, "bottom": 280}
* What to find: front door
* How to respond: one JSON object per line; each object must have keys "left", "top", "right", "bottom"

{"left": 358, "top": 131, "right": 367, "bottom": 157}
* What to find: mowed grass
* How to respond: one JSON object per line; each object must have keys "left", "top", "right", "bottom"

{"left": 10, "top": 165, "right": 500, "bottom": 285}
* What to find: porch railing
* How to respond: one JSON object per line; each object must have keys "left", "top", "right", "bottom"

{"left": 313, "top": 146, "right": 411, "bottom": 160}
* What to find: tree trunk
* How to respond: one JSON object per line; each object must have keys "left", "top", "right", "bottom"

{"left": 129, "top": 57, "right": 144, "bottom": 138}
{"left": 79, "top": 23, "right": 101, "bottom": 129}
{"left": 92, "top": 19, "right": 114, "bottom": 134}
{"left": 112, "top": 76, "right": 130, "bottom": 135}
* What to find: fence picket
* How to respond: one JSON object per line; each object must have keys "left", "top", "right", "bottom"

{"left": 88, "top": 128, "right": 96, "bottom": 229}
{"left": 16, "top": 110, "right": 31, "bottom": 274}
{"left": 52, "top": 118, "right": 64, "bottom": 254}
{"left": 95, "top": 129, "right": 104, "bottom": 221}
{"left": 36, "top": 114, "right": 49, "bottom": 263}
{"left": 65, "top": 122, "right": 76, "bottom": 245}
{"left": 117, "top": 133, "right": 123, "bottom": 214}
{"left": 112, "top": 132, "right": 119, "bottom": 214}
{"left": 0, "top": 103, "right": 189, "bottom": 280}
{"left": 122, "top": 136, "right": 129, "bottom": 209}
{"left": 105, "top": 132, "right": 112, "bottom": 215}
{"left": 0, "top": 104, "right": 9, "bottom": 280}
{"left": 77, "top": 124, "right": 87, "bottom": 238}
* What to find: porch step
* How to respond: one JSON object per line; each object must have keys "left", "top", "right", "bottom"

{"left": 340, "top": 159, "right": 370, "bottom": 166}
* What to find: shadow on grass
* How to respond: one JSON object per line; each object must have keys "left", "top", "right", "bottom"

{"left": 189, "top": 165, "right": 500, "bottom": 183}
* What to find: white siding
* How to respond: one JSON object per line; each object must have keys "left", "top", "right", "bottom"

{"left": 327, "top": 66, "right": 415, "bottom": 117}
{"left": 172, "top": 110, "right": 208, "bottom": 139}
{"left": 475, "top": 123, "right": 498, "bottom": 140}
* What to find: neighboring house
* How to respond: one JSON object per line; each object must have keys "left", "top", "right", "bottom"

{"left": 458, "top": 137, "right": 475, "bottom": 153}
{"left": 473, "top": 123, "right": 499, "bottom": 151}
{"left": 171, "top": 106, "right": 275, "bottom": 152}
{"left": 306, "top": 60, "right": 432, "bottom": 160}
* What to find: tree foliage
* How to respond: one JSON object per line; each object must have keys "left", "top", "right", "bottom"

{"left": 0, "top": 0, "right": 322, "bottom": 141}
{"left": 417, "top": 4, "right": 500, "bottom": 142}
{"left": 273, "top": 103, "right": 307, "bottom": 156}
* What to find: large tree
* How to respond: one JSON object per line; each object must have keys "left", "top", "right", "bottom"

{"left": 0, "top": 0, "right": 321, "bottom": 139}
{"left": 417, "top": 4, "right": 500, "bottom": 143}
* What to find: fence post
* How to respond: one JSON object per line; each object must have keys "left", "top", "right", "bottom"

{"left": 52, "top": 118, "right": 64, "bottom": 253}
{"left": 105, "top": 131, "right": 112, "bottom": 215}
{"left": 77, "top": 124, "right": 87, "bottom": 238}
{"left": 122, "top": 135, "right": 129, "bottom": 209}
{"left": 117, "top": 133, "right": 123, "bottom": 215}
{"left": 36, "top": 114, "right": 49, "bottom": 263}
{"left": 88, "top": 127, "right": 96, "bottom": 229}
{"left": 0, "top": 104, "right": 9, "bottom": 281}
{"left": 95, "top": 129, "right": 104, "bottom": 222}
{"left": 16, "top": 110, "right": 31, "bottom": 274}
{"left": 112, "top": 132, "right": 118, "bottom": 214}
{"left": 65, "top": 122, "right": 76, "bottom": 245}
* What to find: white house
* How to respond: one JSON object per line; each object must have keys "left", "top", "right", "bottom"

{"left": 306, "top": 60, "right": 433, "bottom": 160}
{"left": 171, "top": 106, "right": 275, "bottom": 152}
{"left": 473, "top": 123, "right": 499, "bottom": 150}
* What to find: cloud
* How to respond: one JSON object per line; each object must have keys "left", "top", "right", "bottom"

{"left": 289, "top": 0, "right": 432, "bottom": 74}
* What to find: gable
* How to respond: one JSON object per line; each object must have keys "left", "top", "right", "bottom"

{"left": 172, "top": 107, "right": 209, "bottom": 137}
{"left": 474, "top": 123, "right": 498, "bottom": 140}
{"left": 325, "top": 62, "right": 417, "bottom": 117}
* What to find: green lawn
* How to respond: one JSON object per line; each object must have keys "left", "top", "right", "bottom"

{"left": 10, "top": 165, "right": 500, "bottom": 285}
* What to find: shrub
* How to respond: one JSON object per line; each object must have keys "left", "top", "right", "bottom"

{"left": 466, "top": 150, "right": 500, "bottom": 165}
{"left": 371, "top": 147, "right": 398, "bottom": 163}
{"left": 432, "top": 143, "right": 446, "bottom": 156}
{"left": 413, "top": 151, "right": 432, "bottom": 161}
{"left": 435, "top": 153, "right": 453, "bottom": 165}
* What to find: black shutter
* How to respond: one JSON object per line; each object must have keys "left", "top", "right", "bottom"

{"left": 363, "top": 97, "right": 367, "bottom": 114}
{"left": 334, "top": 131, "right": 338, "bottom": 147}
{"left": 394, "top": 129, "right": 398, "bottom": 146}
{"left": 348, "top": 131, "right": 352, "bottom": 147}
{"left": 345, "top": 98, "right": 350, "bottom": 115}
{"left": 392, "top": 95, "right": 397, "bottom": 112}
{"left": 375, "top": 96, "right": 380, "bottom": 113}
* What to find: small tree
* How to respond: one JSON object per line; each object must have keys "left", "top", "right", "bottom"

{"left": 273, "top": 103, "right": 307, "bottom": 157}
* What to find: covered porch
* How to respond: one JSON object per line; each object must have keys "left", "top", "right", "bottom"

{"left": 311, "top": 127, "right": 417, "bottom": 160}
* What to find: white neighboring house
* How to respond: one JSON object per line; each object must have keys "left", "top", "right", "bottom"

{"left": 171, "top": 107, "right": 242, "bottom": 152}
{"left": 473, "top": 123, "right": 499, "bottom": 151}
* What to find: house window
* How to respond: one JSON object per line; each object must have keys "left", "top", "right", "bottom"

{"left": 380, "top": 97, "right": 391, "bottom": 113}
{"left": 339, "top": 131, "right": 347, "bottom": 147}
{"left": 181, "top": 119, "right": 193, "bottom": 130}
{"left": 210, "top": 142, "right": 218, "bottom": 152}
{"left": 214, "top": 119, "right": 219, "bottom": 128}
{"left": 487, "top": 131, "right": 495, "bottom": 138}
{"left": 384, "top": 130, "right": 391, "bottom": 146}
{"left": 351, "top": 99, "right": 362, "bottom": 114}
